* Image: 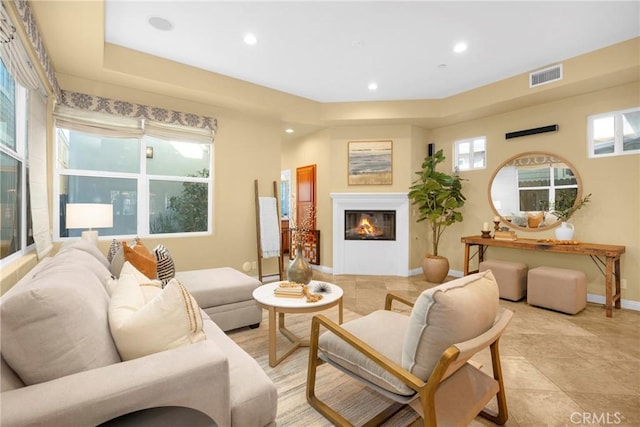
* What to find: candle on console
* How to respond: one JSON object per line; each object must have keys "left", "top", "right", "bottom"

{"left": 482, "top": 222, "right": 490, "bottom": 231}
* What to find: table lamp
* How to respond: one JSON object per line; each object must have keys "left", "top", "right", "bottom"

{"left": 65, "top": 203, "right": 113, "bottom": 245}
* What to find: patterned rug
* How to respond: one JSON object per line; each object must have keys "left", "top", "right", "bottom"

{"left": 227, "top": 308, "right": 420, "bottom": 427}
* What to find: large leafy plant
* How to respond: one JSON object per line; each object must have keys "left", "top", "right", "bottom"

{"left": 408, "top": 149, "right": 466, "bottom": 256}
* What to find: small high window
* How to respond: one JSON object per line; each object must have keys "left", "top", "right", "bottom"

{"left": 588, "top": 107, "right": 640, "bottom": 158}
{"left": 454, "top": 136, "right": 486, "bottom": 171}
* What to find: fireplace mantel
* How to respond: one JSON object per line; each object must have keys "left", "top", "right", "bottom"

{"left": 331, "top": 192, "right": 409, "bottom": 276}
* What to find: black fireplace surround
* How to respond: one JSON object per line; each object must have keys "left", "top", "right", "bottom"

{"left": 344, "top": 210, "right": 396, "bottom": 241}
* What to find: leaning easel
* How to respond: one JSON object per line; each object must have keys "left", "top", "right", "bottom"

{"left": 254, "top": 180, "right": 284, "bottom": 282}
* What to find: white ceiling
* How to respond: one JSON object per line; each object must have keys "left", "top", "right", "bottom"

{"left": 105, "top": 1, "right": 640, "bottom": 103}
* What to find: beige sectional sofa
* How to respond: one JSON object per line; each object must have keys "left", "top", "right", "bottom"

{"left": 0, "top": 240, "right": 277, "bottom": 427}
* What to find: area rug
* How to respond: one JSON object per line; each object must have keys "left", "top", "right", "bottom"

{"left": 227, "top": 309, "right": 420, "bottom": 427}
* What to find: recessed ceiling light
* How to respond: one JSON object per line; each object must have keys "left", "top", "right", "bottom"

{"left": 437, "top": 63, "right": 447, "bottom": 69}
{"left": 244, "top": 33, "right": 258, "bottom": 45}
{"left": 148, "top": 16, "right": 174, "bottom": 31}
{"left": 368, "top": 82, "right": 378, "bottom": 91}
{"left": 285, "top": 128, "right": 294, "bottom": 134}
{"left": 453, "top": 42, "right": 467, "bottom": 53}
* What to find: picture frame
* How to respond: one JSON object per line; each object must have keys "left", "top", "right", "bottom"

{"left": 348, "top": 140, "right": 393, "bottom": 185}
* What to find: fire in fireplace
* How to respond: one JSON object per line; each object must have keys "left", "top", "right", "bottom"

{"left": 344, "top": 210, "right": 396, "bottom": 241}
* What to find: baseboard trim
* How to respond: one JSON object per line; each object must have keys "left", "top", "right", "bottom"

{"left": 587, "top": 293, "right": 640, "bottom": 312}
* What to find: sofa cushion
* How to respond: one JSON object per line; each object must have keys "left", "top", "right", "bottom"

{"left": 0, "top": 264, "right": 120, "bottom": 385}
{"left": 58, "top": 238, "right": 111, "bottom": 270}
{"left": 108, "top": 272, "right": 206, "bottom": 361}
{"left": 402, "top": 270, "right": 499, "bottom": 380}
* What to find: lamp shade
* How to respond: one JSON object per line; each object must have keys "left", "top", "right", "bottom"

{"left": 66, "top": 203, "right": 114, "bottom": 229}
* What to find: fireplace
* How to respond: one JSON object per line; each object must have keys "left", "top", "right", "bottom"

{"left": 344, "top": 210, "right": 396, "bottom": 241}
{"left": 331, "top": 193, "right": 409, "bottom": 276}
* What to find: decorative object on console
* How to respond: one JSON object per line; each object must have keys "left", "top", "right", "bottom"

{"left": 552, "top": 193, "right": 591, "bottom": 241}
{"left": 481, "top": 230, "right": 492, "bottom": 239}
{"left": 65, "top": 203, "right": 113, "bottom": 244}
{"left": 494, "top": 230, "right": 518, "bottom": 241}
{"left": 408, "top": 149, "right": 466, "bottom": 283}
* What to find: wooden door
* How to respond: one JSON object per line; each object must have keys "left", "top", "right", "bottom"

{"left": 296, "top": 164, "right": 316, "bottom": 229}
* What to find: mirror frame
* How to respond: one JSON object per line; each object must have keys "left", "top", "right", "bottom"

{"left": 488, "top": 151, "right": 583, "bottom": 232}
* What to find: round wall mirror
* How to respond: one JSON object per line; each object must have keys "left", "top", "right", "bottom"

{"left": 488, "top": 151, "right": 583, "bottom": 232}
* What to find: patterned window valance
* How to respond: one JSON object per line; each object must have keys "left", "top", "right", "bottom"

{"left": 10, "top": 0, "right": 61, "bottom": 99}
{"left": 60, "top": 90, "right": 217, "bottom": 134}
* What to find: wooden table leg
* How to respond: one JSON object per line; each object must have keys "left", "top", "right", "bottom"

{"left": 338, "top": 297, "right": 343, "bottom": 324}
{"left": 463, "top": 243, "right": 470, "bottom": 275}
{"left": 605, "top": 257, "right": 614, "bottom": 318}
{"left": 268, "top": 307, "right": 277, "bottom": 367}
{"left": 615, "top": 258, "right": 622, "bottom": 309}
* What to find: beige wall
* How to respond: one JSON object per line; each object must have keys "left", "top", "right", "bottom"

{"left": 288, "top": 82, "right": 639, "bottom": 302}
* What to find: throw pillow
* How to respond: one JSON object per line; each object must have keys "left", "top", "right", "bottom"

{"left": 107, "top": 239, "right": 121, "bottom": 263}
{"left": 105, "top": 261, "right": 162, "bottom": 296}
{"left": 123, "top": 240, "right": 157, "bottom": 279}
{"left": 153, "top": 244, "right": 176, "bottom": 287}
{"left": 108, "top": 276, "right": 206, "bottom": 361}
{"left": 527, "top": 211, "right": 544, "bottom": 228}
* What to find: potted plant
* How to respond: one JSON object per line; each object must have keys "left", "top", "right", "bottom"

{"left": 551, "top": 192, "right": 591, "bottom": 240}
{"left": 408, "top": 149, "right": 466, "bottom": 283}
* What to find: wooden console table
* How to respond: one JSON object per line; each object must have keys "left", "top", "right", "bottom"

{"left": 460, "top": 236, "right": 625, "bottom": 317}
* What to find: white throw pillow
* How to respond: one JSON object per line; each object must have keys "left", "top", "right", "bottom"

{"left": 108, "top": 274, "right": 206, "bottom": 361}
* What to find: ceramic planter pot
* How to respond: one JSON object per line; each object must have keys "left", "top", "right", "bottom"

{"left": 421, "top": 254, "right": 449, "bottom": 283}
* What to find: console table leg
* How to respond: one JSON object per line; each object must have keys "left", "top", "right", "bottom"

{"left": 614, "top": 258, "right": 622, "bottom": 309}
{"left": 605, "top": 257, "right": 614, "bottom": 317}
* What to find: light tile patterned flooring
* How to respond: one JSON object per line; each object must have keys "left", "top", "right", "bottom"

{"left": 309, "top": 270, "right": 640, "bottom": 427}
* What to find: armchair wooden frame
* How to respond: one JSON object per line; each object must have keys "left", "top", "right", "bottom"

{"left": 306, "top": 292, "right": 512, "bottom": 427}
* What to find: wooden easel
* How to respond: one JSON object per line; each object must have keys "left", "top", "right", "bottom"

{"left": 254, "top": 179, "right": 284, "bottom": 282}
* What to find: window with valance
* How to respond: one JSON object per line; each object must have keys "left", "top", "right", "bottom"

{"left": 53, "top": 91, "right": 217, "bottom": 239}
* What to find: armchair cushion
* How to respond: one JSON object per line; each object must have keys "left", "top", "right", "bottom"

{"left": 402, "top": 270, "right": 499, "bottom": 380}
{"left": 318, "top": 310, "right": 413, "bottom": 396}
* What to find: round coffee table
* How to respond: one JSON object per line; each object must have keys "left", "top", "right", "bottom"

{"left": 253, "top": 280, "right": 343, "bottom": 367}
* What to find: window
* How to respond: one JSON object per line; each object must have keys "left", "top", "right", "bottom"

{"left": 588, "top": 107, "right": 640, "bottom": 158}
{"left": 55, "top": 128, "right": 212, "bottom": 239}
{"left": 0, "top": 60, "right": 34, "bottom": 261}
{"left": 454, "top": 136, "right": 486, "bottom": 171}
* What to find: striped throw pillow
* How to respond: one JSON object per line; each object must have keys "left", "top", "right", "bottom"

{"left": 107, "top": 239, "right": 121, "bottom": 263}
{"left": 153, "top": 244, "right": 175, "bottom": 287}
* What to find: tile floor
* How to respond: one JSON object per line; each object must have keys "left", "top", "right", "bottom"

{"left": 310, "top": 270, "right": 640, "bottom": 427}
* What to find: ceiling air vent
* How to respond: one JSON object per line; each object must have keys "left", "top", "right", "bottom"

{"left": 529, "top": 64, "right": 563, "bottom": 88}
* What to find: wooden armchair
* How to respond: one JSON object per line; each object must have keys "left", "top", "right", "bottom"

{"left": 306, "top": 270, "right": 513, "bottom": 426}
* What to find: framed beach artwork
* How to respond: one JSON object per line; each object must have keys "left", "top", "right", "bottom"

{"left": 348, "top": 140, "right": 393, "bottom": 185}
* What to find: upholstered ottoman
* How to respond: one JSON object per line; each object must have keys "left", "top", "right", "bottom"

{"left": 527, "top": 266, "right": 587, "bottom": 314}
{"left": 479, "top": 259, "right": 528, "bottom": 301}
{"left": 176, "top": 267, "right": 263, "bottom": 331}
